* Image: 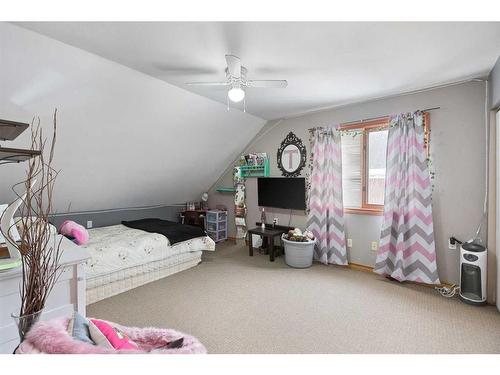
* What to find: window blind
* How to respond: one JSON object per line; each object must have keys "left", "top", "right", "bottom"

{"left": 341, "top": 133, "right": 361, "bottom": 208}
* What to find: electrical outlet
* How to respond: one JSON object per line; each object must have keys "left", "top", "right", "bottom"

{"left": 347, "top": 238, "right": 353, "bottom": 247}
{"left": 87, "top": 220, "right": 93, "bottom": 229}
{"left": 371, "top": 241, "right": 378, "bottom": 251}
{"left": 273, "top": 217, "right": 279, "bottom": 226}
{"left": 448, "top": 237, "right": 457, "bottom": 250}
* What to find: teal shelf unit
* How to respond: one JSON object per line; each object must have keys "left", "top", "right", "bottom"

{"left": 239, "top": 158, "right": 270, "bottom": 179}
{"left": 216, "top": 187, "right": 236, "bottom": 193}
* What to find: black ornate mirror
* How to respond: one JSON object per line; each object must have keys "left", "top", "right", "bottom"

{"left": 277, "top": 132, "right": 307, "bottom": 178}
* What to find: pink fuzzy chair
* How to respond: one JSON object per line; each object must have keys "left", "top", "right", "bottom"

{"left": 16, "top": 317, "right": 207, "bottom": 354}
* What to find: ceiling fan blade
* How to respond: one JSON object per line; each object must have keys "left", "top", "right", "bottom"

{"left": 246, "top": 80, "right": 288, "bottom": 88}
{"left": 225, "top": 55, "right": 241, "bottom": 79}
{"left": 185, "top": 82, "right": 229, "bottom": 86}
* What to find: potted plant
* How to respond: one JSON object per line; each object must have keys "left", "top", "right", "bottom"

{"left": 0, "top": 111, "right": 62, "bottom": 343}
{"left": 282, "top": 228, "right": 316, "bottom": 268}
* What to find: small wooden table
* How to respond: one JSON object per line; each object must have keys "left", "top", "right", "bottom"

{"left": 181, "top": 210, "right": 207, "bottom": 230}
{"left": 247, "top": 227, "right": 287, "bottom": 262}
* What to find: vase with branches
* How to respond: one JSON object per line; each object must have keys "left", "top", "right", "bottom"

{"left": 0, "top": 110, "right": 62, "bottom": 342}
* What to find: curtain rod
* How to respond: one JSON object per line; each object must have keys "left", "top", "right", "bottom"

{"left": 309, "top": 107, "right": 440, "bottom": 132}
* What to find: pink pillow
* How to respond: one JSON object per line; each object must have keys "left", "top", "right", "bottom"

{"left": 89, "top": 319, "right": 138, "bottom": 350}
{"left": 59, "top": 220, "right": 89, "bottom": 245}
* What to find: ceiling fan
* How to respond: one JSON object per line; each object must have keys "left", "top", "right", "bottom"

{"left": 185, "top": 55, "right": 288, "bottom": 106}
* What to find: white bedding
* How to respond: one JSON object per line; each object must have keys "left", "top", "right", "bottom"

{"left": 82, "top": 224, "right": 215, "bottom": 278}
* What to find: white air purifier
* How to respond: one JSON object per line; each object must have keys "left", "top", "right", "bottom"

{"left": 459, "top": 241, "right": 487, "bottom": 305}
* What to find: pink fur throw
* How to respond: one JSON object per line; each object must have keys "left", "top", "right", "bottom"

{"left": 59, "top": 220, "right": 89, "bottom": 245}
{"left": 16, "top": 317, "right": 207, "bottom": 354}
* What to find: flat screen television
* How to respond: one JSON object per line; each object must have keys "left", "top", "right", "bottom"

{"left": 257, "top": 177, "right": 306, "bottom": 210}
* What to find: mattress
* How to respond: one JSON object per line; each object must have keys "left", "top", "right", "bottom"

{"left": 83, "top": 224, "right": 215, "bottom": 278}
{"left": 86, "top": 251, "right": 202, "bottom": 304}
{"left": 82, "top": 224, "right": 215, "bottom": 304}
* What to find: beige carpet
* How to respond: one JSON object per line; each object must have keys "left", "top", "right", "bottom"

{"left": 88, "top": 241, "right": 500, "bottom": 353}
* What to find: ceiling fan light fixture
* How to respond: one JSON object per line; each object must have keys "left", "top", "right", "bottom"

{"left": 228, "top": 87, "right": 245, "bottom": 103}
{"left": 185, "top": 55, "right": 287, "bottom": 108}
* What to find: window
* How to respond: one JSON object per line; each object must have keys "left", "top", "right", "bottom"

{"left": 341, "top": 130, "right": 362, "bottom": 208}
{"left": 340, "top": 113, "right": 429, "bottom": 215}
{"left": 367, "top": 129, "right": 388, "bottom": 206}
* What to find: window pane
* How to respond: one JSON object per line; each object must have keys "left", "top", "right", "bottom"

{"left": 367, "top": 130, "right": 388, "bottom": 205}
{"left": 341, "top": 132, "right": 362, "bottom": 208}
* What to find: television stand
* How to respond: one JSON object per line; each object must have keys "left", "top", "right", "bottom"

{"left": 255, "top": 222, "right": 294, "bottom": 232}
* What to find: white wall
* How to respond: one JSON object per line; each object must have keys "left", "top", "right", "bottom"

{"left": 490, "top": 56, "right": 500, "bottom": 109}
{"left": 0, "top": 22, "right": 266, "bottom": 213}
{"left": 489, "top": 56, "right": 500, "bottom": 307}
{"left": 210, "top": 81, "right": 487, "bottom": 288}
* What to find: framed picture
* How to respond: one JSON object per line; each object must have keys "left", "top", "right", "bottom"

{"left": 277, "top": 132, "right": 307, "bottom": 178}
{"left": 0, "top": 204, "right": 21, "bottom": 244}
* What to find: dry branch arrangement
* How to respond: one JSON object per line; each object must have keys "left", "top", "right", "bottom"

{"left": 3, "top": 110, "right": 62, "bottom": 340}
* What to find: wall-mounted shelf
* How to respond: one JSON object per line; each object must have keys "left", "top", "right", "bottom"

{"left": 0, "top": 119, "right": 29, "bottom": 141}
{"left": 240, "top": 158, "right": 270, "bottom": 178}
{"left": 0, "top": 119, "right": 40, "bottom": 164}
{"left": 0, "top": 147, "right": 41, "bottom": 164}
{"left": 216, "top": 187, "right": 236, "bottom": 193}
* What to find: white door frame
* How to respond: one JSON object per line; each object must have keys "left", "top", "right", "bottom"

{"left": 496, "top": 108, "right": 500, "bottom": 311}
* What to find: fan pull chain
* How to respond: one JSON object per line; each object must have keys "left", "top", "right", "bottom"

{"left": 226, "top": 94, "right": 230, "bottom": 111}
{"left": 243, "top": 96, "right": 246, "bottom": 113}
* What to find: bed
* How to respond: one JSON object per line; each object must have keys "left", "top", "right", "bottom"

{"left": 81, "top": 220, "right": 215, "bottom": 304}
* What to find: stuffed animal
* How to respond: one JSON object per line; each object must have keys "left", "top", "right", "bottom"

{"left": 59, "top": 220, "right": 89, "bottom": 245}
{"left": 285, "top": 228, "right": 315, "bottom": 242}
{"left": 303, "top": 230, "right": 315, "bottom": 240}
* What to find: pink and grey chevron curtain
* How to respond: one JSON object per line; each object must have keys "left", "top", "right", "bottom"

{"left": 307, "top": 128, "right": 347, "bottom": 265}
{"left": 374, "top": 112, "right": 440, "bottom": 284}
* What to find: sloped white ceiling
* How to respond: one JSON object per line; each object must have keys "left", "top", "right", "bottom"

{"left": 14, "top": 21, "right": 500, "bottom": 119}
{"left": 0, "top": 23, "right": 265, "bottom": 212}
